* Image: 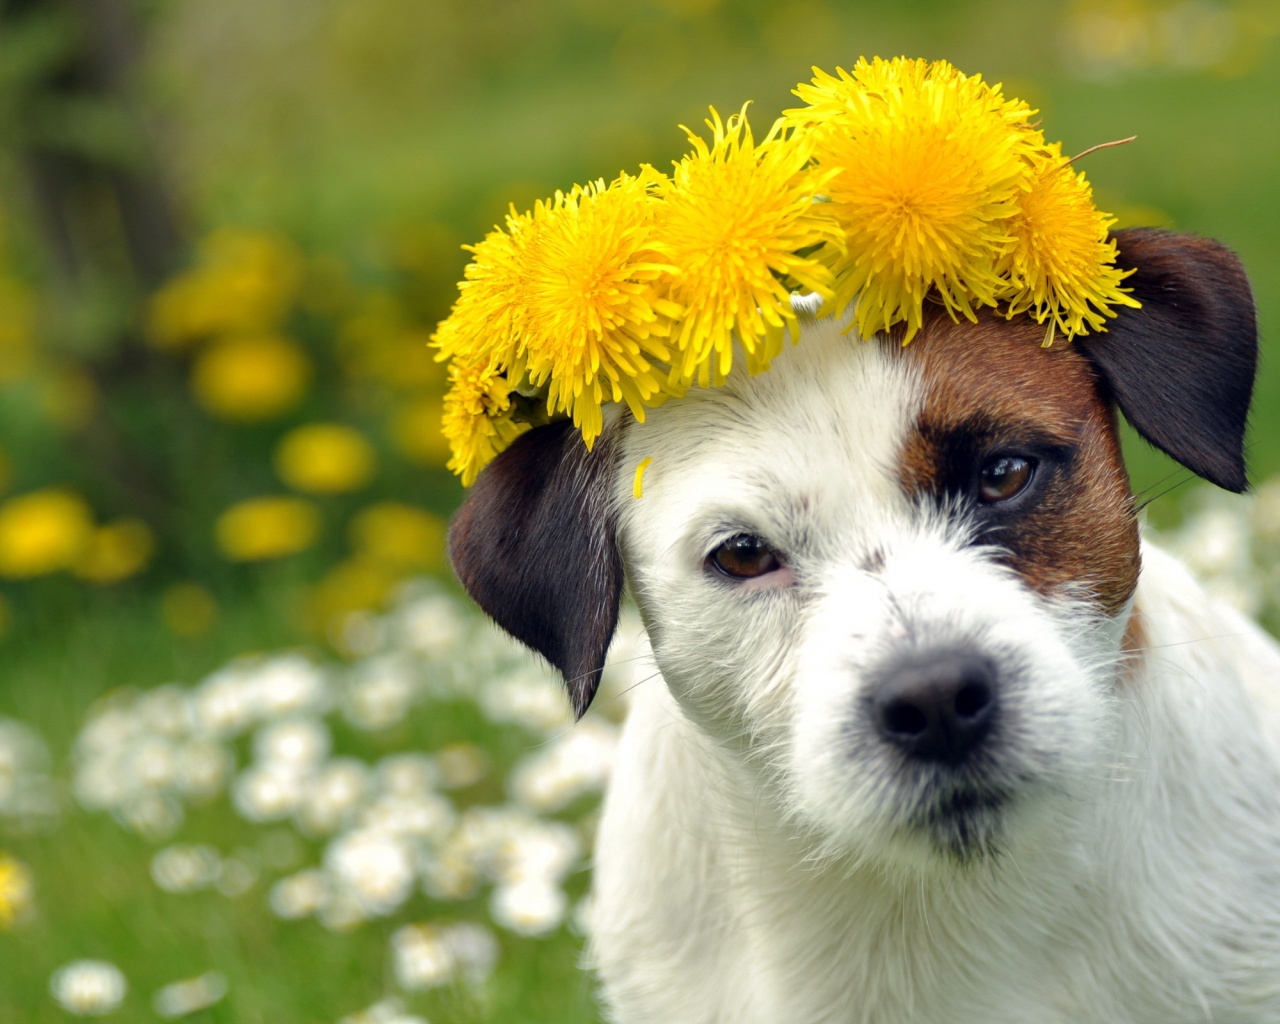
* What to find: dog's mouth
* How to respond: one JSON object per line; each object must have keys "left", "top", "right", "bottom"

{"left": 909, "top": 785, "right": 1012, "bottom": 863}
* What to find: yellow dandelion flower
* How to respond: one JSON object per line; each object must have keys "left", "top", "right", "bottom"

{"left": 787, "top": 57, "right": 1041, "bottom": 341}
{"left": 191, "top": 333, "right": 312, "bottom": 421}
{"left": 0, "top": 852, "right": 35, "bottom": 930}
{"left": 441, "top": 359, "right": 530, "bottom": 487}
{"left": 519, "top": 171, "right": 683, "bottom": 445}
{"left": 274, "top": 423, "right": 377, "bottom": 494}
{"left": 0, "top": 489, "right": 93, "bottom": 579}
{"left": 73, "top": 519, "right": 155, "bottom": 584}
{"left": 215, "top": 496, "right": 320, "bottom": 562}
{"left": 657, "top": 105, "right": 841, "bottom": 386}
{"left": 432, "top": 205, "right": 539, "bottom": 368}
{"left": 148, "top": 229, "right": 304, "bottom": 350}
{"left": 999, "top": 143, "right": 1141, "bottom": 342}
{"left": 348, "top": 502, "right": 446, "bottom": 572}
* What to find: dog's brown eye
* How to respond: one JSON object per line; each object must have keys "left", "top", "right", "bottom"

{"left": 709, "top": 535, "right": 781, "bottom": 579}
{"left": 978, "top": 455, "right": 1035, "bottom": 504}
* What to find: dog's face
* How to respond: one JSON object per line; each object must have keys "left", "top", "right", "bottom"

{"left": 611, "top": 306, "right": 1138, "bottom": 864}
{"left": 451, "top": 228, "right": 1257, "bottom": 867}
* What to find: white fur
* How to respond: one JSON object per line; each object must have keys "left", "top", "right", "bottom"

{"left": 586, "top": 312, "right": 1280, "bottom": 1023}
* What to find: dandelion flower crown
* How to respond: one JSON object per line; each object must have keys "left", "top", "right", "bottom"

{"left": 434, "top": 57, "right": 1140, "bottom": 485}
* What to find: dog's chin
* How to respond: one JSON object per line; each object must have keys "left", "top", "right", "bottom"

{"left": 908, "top": 784, "right": 1012, "bottom": 864}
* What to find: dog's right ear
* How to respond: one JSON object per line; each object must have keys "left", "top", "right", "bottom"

{"left": 448, "top": 420, "right": 622, "bottom": 719}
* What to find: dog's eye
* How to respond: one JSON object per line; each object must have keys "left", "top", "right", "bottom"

{"left": 978, "top": 455, "right": 1035, "bottom": 504}
{"left": 709, "top": 534, "right": 782, "bottom": 579}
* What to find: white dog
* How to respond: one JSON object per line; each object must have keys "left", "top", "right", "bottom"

{"left": 450, "top": 228, "right": 1280, "bottom": 1023}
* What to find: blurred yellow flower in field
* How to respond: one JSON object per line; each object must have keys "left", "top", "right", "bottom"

{"left": 391, "top": 399, "right": 449, "bottom": 466}
{"left": 148, "top": 228, "right": 304, "bottom": 350}
{"left": 349, "top": 502, "right": 446, "bottom": 572}
{"left": 274, "top": 424, "right": 377, "bottom": 494}
{"left": 161, "top": 582, "right": 218, "bottom": 637}
{"left": 308, "top": 556, "right": 399, "bottom": 640}
{"left": 191, "top": 334, "right": 312, "bottom": 421}
{"left": 215, "top": 496, "right": 321, "bottom": 562}
{"left": 0, "top": 489, "right": 93, "bottom": 578}
{"left": 73, "top": 519, "right": 155, "bottom": 584}
{"left": 0, "top": 852, "right": 35, "bottom": 929}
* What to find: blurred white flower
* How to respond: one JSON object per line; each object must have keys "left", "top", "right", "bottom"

{"left": 509, "top": 719, "right": 617, "bottom": 812}
{"left": 232, "top": 763, "right": 311, "bottom": 822}
{"left": 254, "top": 718, "right": 331, "bottom": 767}
{"left": 253, "top": 654, "right": 332, "bottom": 719}
{"left": 390, "top": 923, "right": 457, "bottom": 990}
{"left": 481, "top": 669, "right": 572, "bottom": 734}
{"left": 174, "top": 739, "right": 234, "bottom": 802}
{"left": 420, "top": 844, "right": 480, "bottom": 902}
{"left": 490, "top": 879, "right": 567, "bottom": 937}
{"left": 192, "top": 663, "right": 259, "bottom": 737}
{"left": 130, "top": 735, "right": 179, "bottom": 790}
{"left": 50, "top": 960, "right": 128, "bottom": 1016}
{"left": 152, "top": 972, "right": 227, "bottom": 1018}
{"left": 297, "top": 758, "right": 371, "bottom": 836}
{"left": 345, "top": 656, "right": 419, "bottom": 731}
{"left": 325, "top": 828, "right": 417, "bottom": 917}
{"left": 0, "top": 718, "right": 59, "bottom": 831}
{"left": 268, "top": 868, "right": 329, "bottom": 920}
{"left": 75, "top": 705, "right": 140, "bottom": 759}
{"left": 151, "top": 844, "right": 221, "bottom": 893}
{"left": 358, "top": 792, "right": 454, "bottom": 843}
{"left": 393, "top": 591, "right": 469, "bottom": 657}
{"left": 495, "top": 821, "right": 580, "bottom": 887}
{"left": 135, "top": 685, "right": 192, "bottom": 736}
{"left": 116, "top": 793, "right": 184, "bottom": 841}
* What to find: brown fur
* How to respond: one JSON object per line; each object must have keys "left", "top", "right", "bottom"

{"left": 898, "top": 311, "right": 1141, "bottom": 617}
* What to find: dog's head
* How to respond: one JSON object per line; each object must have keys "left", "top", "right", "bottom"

{"left": 450, "top": 228, "right": 1256, "bottom": 865}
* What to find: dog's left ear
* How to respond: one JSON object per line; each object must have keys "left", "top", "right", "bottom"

{"left": 448, "top": 420, "right": 623, "bottom": 719}
{"left": 1077, "top": 228, "right": 1258, "bottom": 492}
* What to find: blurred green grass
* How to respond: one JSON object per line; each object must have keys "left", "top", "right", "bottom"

{"left": 2, "top": 0, "right": 1279, "bottom": 1020}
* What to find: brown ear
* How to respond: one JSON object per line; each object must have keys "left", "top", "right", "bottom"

{"left": 448, "top": 421, "right": 622, "bottom": 718}
{"left": 1077, "top": 228, "right": 1257, "bottom": 493}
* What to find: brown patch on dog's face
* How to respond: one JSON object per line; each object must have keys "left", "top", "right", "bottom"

{"left": 897, "top": 311, "right": 1140, "bottom": 617}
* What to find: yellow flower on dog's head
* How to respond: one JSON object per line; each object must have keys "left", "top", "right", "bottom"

{"left": 658, "top": 105, "right": 840, "bottom": 387}
{"left": 434, "top": 55, "right": 1140, "bottom": 483}
{"left": 787, "top": 57, "right": 1041, "bottom": 341}
{"left": 440, "top": 359, "right": 529, "bottom": 486}
{"left": 999, "top": 143, "right": 1141, "bottom": 342}
{"left": 519, "top": 171, "right": 682, "bottom": 445}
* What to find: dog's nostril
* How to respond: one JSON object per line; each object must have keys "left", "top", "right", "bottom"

{"left": 881, "top": 700, "right": 929, "bottom": 737}
{"left": 954, "top": 681, "right": 992, "bottom": 720}
{"left": 870, "top": 653, "right": 999, "bottom": 765}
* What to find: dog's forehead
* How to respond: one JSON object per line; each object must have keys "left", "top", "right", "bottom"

{"left": 621, "top": 315, "right": 924, "bottom": 533}
{"left": 620, "top": 311, "right": 1108, "bottom": 521}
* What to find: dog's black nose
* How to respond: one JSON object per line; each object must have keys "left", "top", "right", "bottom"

{"left": 871, "top": 652, "right": 998, "bottom": 765}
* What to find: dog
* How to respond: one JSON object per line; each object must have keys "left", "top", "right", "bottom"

{"left": 449, "top": 228, "right": 1280, "bottom": 1023}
